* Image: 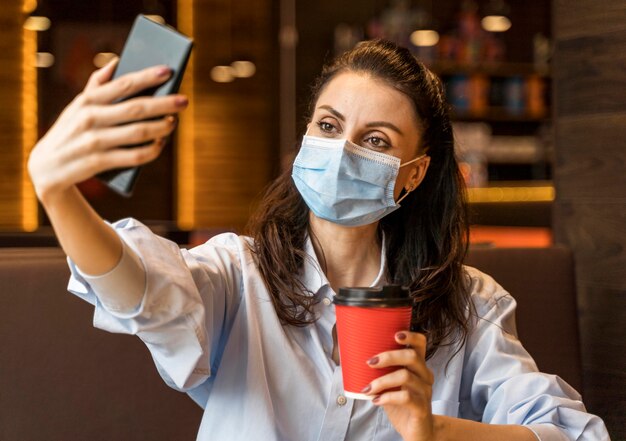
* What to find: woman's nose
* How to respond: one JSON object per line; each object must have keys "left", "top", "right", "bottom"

{"left": 343, "top": 129, "right": 360, "bottom": 145}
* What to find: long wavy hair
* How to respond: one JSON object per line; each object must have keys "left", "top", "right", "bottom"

{"left": 246, "top": 40, "right": 470, "bottom": 359}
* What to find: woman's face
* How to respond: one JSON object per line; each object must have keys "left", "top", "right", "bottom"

{"left": 308, "top": 71, "right": 429, "bottom": 200}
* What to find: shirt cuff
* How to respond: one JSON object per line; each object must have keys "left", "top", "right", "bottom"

{"left": 526, "top": 424, "right": 570, "bottom": 441}
{"left": 75, "top": 236, "right": 146, "bottom": 316}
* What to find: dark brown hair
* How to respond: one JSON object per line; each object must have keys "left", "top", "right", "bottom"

{"left": 246, "top": 39, "right": 470, "bottom": 359}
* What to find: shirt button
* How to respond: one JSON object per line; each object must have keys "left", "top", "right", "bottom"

{"left": 336, "top": 395, "right": 347, "bottom": 406}
{"left": 322, "top": 297, "right": 332, "bottom": 306}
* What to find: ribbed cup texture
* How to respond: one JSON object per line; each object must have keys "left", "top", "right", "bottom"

{"left": 335, "top": 305, "right": 413, "bottom": 394}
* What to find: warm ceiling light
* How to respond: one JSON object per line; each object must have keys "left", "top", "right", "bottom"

{"left": 36, "top": 52, "right": 54, "bottom": 68}
{"left": 481, "top": 15, "right": 512, "bottom": 32}
{"left": 145, "top": 15, "right": 165, "bottom": 24}
{"left": 230, "top": 60, "right": 256, "bottom": 78}
{"left": 24, "top": 16, "right": 51, "bottom": 31}
{"left": 93, "top": 52, "right": 117, "bottom": 68}
{"left": 22, "top": 0, "right": 37, "bottom": 14}
{"left": 410, "top": 30, "right": 440, "bottom": 47}
{"left": 211, "top": 66, "right": 235, "bottom": 83}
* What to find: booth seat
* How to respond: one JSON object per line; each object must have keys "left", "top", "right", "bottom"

{"left": 0, "top": 245, "right": 581, "bottom": 440}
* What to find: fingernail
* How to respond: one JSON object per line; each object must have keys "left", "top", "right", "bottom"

{"left": 367, "top": 356, "right": 379, "bottom": 366}
{"left": 360, "top": 384, "right": 371, "bottom": 394}
{"left": 166, "top": 115, "right": 177, "bottom": 125}
{"left": 156, "top": 66, "right": 171, "bottom": 77}
{"left": 396, "top": 332, "right": 407, "bottom": 341}
{"left": 372, "top": 396, "right": 381, "bottom": 404}
{"left": 175, "top": 96, "right": 188, "bottom": 107}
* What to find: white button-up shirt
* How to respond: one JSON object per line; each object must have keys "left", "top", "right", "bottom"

{"left": 68, "top": 218, "right": 609, "bottom": 441}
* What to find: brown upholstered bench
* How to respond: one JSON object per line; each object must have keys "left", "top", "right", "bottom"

{"left": 0, "top": 248, "right": 203, "bottom": 440}
{"left": 465, "top": 245, "right": 582, "bottom": 392}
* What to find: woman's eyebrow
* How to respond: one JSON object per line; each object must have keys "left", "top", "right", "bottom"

{"left": 365, "top": 121, "right": 404, "bottom": 136}
{"left": 317, "top": 105, "right": 404, "bottom": 136}
{"left": 317, "top": 105, "right": 345, "bottom": 121}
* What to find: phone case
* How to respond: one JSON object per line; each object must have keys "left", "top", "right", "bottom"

{"left": 96, "top": 14, "right": 193, "bottom": 197}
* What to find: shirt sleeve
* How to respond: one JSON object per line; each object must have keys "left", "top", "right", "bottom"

{"left": 461, "top": 268, "right": 611, "bottom": 441}
{"left": 66, "top": 218, "right": 244, "bottom": 393}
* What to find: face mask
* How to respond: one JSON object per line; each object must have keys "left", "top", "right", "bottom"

{"left": 291, "top": 134, "right": 426, "bottom": 227}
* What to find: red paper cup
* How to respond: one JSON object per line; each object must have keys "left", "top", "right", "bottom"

{"left": 334, "top": 286, "right": 413, "bottom": 400}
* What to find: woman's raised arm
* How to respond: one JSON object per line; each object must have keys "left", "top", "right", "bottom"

{"left": 28, "top": 58, "right": 188, "bottom": 304}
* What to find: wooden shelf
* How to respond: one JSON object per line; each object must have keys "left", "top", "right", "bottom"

{"left": 467, "top": 181, "right": 554, "bottom": 203}
{"left": 469, "top": 226, "right": 552, "bottom": 247}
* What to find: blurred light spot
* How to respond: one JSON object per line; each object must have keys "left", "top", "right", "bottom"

{"left": 211, "top": 66, "right": 235, "bottom": 83}
{"left": 481, "top": 16, "right": 512, "bottom": 32}
{"left": 36, "top": 52, "right": 54, "bottom": 68}
{"left": 230, "top": 60, "right": 256, "bottom": 78}
{"left": 410, "top": 30, "right": 439, "bottom": 47}
{"left": 145, "top": 15, "right": 165, "bottom": 24}
{"left": 22, "top": 0, "right": 37, "bottom": 14}
{"left": 24, "top": 16, "right": 51, "bottom": 31}
{"left": 279, "top": 25, "right": 299, "bottom": 48}
{"left": 93, "top": 52, "right": 118, "bottom": 68}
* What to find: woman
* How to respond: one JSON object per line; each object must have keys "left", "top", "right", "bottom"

{"left": 28, "top": 40, "right": 609, "bottom": 440}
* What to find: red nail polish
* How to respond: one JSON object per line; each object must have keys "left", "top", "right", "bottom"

{"left": 367, "top": 356, "right": 379, "bottom": 365}
{"left": 372, "top": 396, "right": 380, "bottom": 404}
{"left": 175, "top": 96, "right": 189, "bottom": 107}
{"left": 360, "top": 384, "right": 371, "bottom": 394}
{"left": 396, "top": 332, "right": 407, "bottom": 341}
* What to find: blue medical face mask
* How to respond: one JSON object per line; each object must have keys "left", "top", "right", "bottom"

{"left": 291, "top": 134, "right": 426, "bottom": 227}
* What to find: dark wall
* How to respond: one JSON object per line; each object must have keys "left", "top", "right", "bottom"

{"left": 552, "top": 0, "right": 626, "bottom": 437}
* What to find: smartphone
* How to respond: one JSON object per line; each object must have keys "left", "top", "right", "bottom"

{"left": 96, "top": 14, "right": 193, "bottom": 197}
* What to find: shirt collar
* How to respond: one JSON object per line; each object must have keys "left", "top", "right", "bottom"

{"left": 300, "top": 231, "right": 388, "bottom": 295}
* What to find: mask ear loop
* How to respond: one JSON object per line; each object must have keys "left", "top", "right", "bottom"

{"left": 396, "top": 154, "right": 427, "bottom": 204}
{"left": 396, "top": 184, "right": 414, "bottom": 204}
{"left": 399, "top": 153, "right": 427, "bottom": 168}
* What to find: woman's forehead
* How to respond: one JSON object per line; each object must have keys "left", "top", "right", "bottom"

{"left": 314, "top": 71, "right": 418, "bottom": 130}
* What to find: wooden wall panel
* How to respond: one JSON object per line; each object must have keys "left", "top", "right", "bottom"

{"left": 554, "top": 203, "right": 626, "bottom": 288}
{"left": 554, "top": 31, "right": 626, "bottom": 117}
{"left": 177, "top": 0, "right": 278, "bottom": 231}
{"left": 555, "top": 114, "right": 626, "bottom": 200}
{"left": 553, "top": 0, "right": 626, "bottom": 437}
{"left": 553, "top": 0, "right": 626, "bottom": 40}
{"left": 0, "top": 1, "right": 37, "bottom": 231}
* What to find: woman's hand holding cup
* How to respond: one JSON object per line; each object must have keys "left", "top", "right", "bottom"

{"left": 363, "top": 331, "right": 438, "bottom": 441}
{"left": 28, "top": 57, "right": 189, "bottom": 206}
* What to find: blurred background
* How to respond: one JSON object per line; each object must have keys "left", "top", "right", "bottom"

{"left": 0, "top": 0, "right": 624, "bottom": 437}
{"left": 4, "top": 0, "right": 554, "bottom": 240}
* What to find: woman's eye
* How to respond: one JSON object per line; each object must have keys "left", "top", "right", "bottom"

{"left": 317, "top": 121, "right": 336, "bottom": 133}
{"left": 365, "top": 136, "right": 389, "bottom": 149}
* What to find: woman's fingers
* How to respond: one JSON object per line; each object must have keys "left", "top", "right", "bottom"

{"left": 367, "top": 333, "right": 434, "bottom": 386}
{"left": 82, "top": 116, "right": 177, "bottom": 152}
{"left": 85, "top": 57, "right": 119, "bottom": 90}
{"left": 101, "top": 139, "right": 166, "bottom": 170}
{"left": 396, "top": 331, "right": 427, "bottom": 359}
{"left": 369, "top": 348, "right": 433, "bottom": 385}
{"left": 81, "top": 65, "right": 172, "bottom": 105}
{"left": 372, "top": 389, "right": 431, "bottom": 415}
{"left": 93, "top": 94, "right": 188, "bottom": 128}
{"left": 364, "top": 367, "right": 432, "bottom": 399}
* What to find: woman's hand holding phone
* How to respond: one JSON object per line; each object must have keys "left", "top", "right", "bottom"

{"left": 28, "top": 57, "right": 188, "bottom": 207}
